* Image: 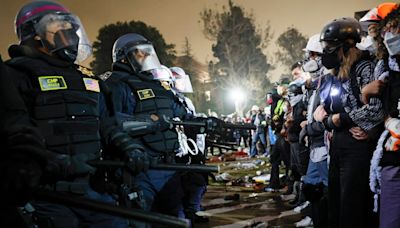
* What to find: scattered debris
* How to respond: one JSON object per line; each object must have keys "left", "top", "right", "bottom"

{"left": 248, "top": 193, "right": 259, "bottom": 198}
{"left": 252, "top": 174, "right": 270, "bottom": 184}
{"left": 215, "top": 172, "right": 233, "bottom": 182}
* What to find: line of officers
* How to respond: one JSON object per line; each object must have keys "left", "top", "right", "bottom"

{"left": 0, "top": 1, "right": 215, "bottom": 227}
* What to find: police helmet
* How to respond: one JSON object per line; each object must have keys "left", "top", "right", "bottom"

{"left": 112, "top": 33, "right": 161, "bottom": 73}
{"left": 15, "top": 1, "right": 69, "bottom": 41}
{"left": 14, "top": 1, "right": 92, "bottom": 63}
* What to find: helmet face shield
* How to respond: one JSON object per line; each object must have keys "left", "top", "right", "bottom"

{"left": 174, "top": 74, "right": 193, "bottom": 93}
{"left": 170, "top": 67, "right": 193, "bottom": 93}
{"left": 126, "top": 44, "right": 161, "bottom": 72}
{"left": 34, "top": 13, "right": 92, "bottom": 63}
{"left": 151, "top": 65, "right": 172, "bottom": 81}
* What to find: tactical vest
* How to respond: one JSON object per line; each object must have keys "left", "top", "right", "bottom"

{"left": 114, "top": 71, "right": 180, "bottom": 154}
{"left": 6, "top": 57, "right": 101, "bottom": 157}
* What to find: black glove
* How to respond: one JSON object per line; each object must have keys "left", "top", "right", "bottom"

{"left": 0, "top": 155, "right": 42, "bottom": 206}
{"left": 45, "top": 153, "right": 97, "bottom": 180}
{"left": 150, "top": 114, "right": 173, "bottom": 132}
{"left": 110, "top": 131, "right": 150, "bottom": 174}
{"left": 125, "top": 149, "right": 150, "bottom": 175}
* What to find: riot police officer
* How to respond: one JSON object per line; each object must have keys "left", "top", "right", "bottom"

{"left": 0, "top": 1, "right": 143, "bottom": 227}
{"left": 106, "top": 33, "right": 188, "bottom": 218}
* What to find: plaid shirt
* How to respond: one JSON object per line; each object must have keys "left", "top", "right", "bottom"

{"left": 341, "top": 59, "right": 385, "bottom": 131}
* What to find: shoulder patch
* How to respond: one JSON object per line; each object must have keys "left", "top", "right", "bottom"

{"left": 77, "top": 65, "right": 95, "bottom": 77}
{"left": 83, "top": 78, "right": 100, "bottom": 92}
{"left": 38, "top": 76, "right": 68, "bottom": 91}
{"left": 137, "top": 89, "right": 155, "bottom": 100}
{"left": 98, "top": 71, "right": 112, "bottom": 81}
{"left": 160, "top": 81, "right": 171, "bottom": 90}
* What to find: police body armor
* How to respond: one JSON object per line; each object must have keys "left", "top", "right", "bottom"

{"left": 6, "top": 56, "right": 101, "bottom": 158}
{"left": 114, "top": 71, "right": 180, "bottom": 155}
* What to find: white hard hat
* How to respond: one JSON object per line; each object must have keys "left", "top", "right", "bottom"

{"left": 303, "top": 34, "right": 323, "bottom": 54}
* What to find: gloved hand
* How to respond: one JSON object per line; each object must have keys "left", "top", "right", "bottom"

{"left": 110, "top": 131, "right": 150, "bottom": 174}
{"left": 385, "top": 136, "right": 400, "bottom": 151}
{"left": 45, "top": 153, "right": 97, "bottom": 180}
{"left": 125, "top": 149, "right": 150, "bottom": 175}
{"left": 385, "top": 117, "right": 400, "bottom": 138}
{"left": 272, "top": 114, "right": 280, "bottom": 122}
{"left": 151, "top": 114, "right": 173, "bottom": 132}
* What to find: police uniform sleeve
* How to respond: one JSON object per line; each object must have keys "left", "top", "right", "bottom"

{"left": 0, "top": 56, "right": 47, "bottom": 205}
{"left": 106, "top": 79, "right": 137, "bottom": 116}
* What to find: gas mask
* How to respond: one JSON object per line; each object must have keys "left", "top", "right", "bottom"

{"left": 302, "top": 58, "right": 321, "bottom": 81}
{"left": 384, "top": 31, "right": 400, "bottom": 56}
{"left": 35, "top": 13, "right": 92, "bottom": 63}
{"left": 43, "top": 28, "right": 79, "bottom": 62}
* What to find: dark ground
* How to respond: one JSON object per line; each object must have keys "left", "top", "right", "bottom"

{"left": 194, "top": 156, "right": 309, "bottom": 228}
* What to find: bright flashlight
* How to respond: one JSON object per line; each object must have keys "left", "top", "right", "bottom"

{"left": 330, "top": 87, "right": 340, "bottom": 96}
{"left": 230, "top": 88, "right": 245, "bottom": 102}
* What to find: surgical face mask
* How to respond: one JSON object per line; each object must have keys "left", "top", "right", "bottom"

{"left": 321, "top": 50, "right": 341, "bottom": 69}
{"left": 292, "top": 78, "right": 306, "bottom": 86}
{"left": 356, "top": 35, "right": 376, "bottom": 54}
{"left": 384, "top": 32, "right": 400, "bottom": 56}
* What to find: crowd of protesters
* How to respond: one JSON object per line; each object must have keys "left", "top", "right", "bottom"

{"left": 236, "top": 3, "right": 400, "bottom": 227}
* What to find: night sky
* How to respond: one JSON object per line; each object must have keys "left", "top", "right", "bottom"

{"left": 0, "top": 0, "right": 386, "bottom": 80}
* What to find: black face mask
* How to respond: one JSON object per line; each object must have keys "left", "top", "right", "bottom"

{"left": 321, "top": 50, "right": 341, "bottom": 70}
{"left": 42, "top": 28, "right": 80, "bottom": 63}
{"left": 53, "top": 28, "right": 79, "bottom": 63}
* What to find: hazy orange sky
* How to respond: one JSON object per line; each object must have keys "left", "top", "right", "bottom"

{"left": 0, "top": 0, "right": 387, "bottom": 81}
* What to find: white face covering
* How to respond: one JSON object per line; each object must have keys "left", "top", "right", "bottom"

{"left": 384, "top": 32, "right": 400, "bottom": 56}
{"left": 302, "top": 59, "right": 319, "bottom": 73}
{"left": 356, "top": 35, "right": 376, "bottom": 54}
